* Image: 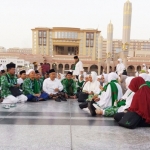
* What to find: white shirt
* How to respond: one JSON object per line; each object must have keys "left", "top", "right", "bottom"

{"left": 43, "top": 78, "right": 63, "bottom": 95}
{"left": 73, "top": 61, "right": 84, "bottom": 76}
{"left": 83, "top": 81, "right": 100, "bottom": 95}
{"left": 17, "top": 78, "right": 24, "bottom": 85}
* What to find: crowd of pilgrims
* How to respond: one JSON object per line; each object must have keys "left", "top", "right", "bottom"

{"left": 0, "top": 61, "right": 150, "bottom": 129}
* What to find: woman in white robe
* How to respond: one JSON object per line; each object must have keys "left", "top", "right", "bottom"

{"left": 94, "top": 77, "right": 134, "bottom": 116}
{"left": 88, "top": 72, "right": 123, "bottom": 116}
{"left": 79, "top": 72, "right": 100, "bottom": 109}
{"left": 83, "top": 71, "right": 100, "bottom": 95}
{"left": 96, "top": 72, "right": 123, "bottom": 109}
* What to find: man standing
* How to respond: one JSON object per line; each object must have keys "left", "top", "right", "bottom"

{"left": 116, "top": 58, "right": 126, "bottom": 75}
{"left": 72, "top": 56, "right": 84, "bottom": 79}
{"left": 1, "top": 63, "right": 27, "bottom": 108}
{"left": 41, "top": 60, "right": 50, "bottom": 76}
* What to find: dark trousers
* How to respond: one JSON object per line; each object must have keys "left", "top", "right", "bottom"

{"left": 27, "top": 92, "right": 49, "bottom": 102}
{"left": 114, "top": 112, "right": 150, "bottom": 127}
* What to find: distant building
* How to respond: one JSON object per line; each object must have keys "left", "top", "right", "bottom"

{"left": 7, "top": 47, "right": 32, "bottom": 54}
{"left": 0, "top": 47, "right": 6, "bottom": 52}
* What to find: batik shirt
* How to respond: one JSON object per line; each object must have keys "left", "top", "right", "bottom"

{"left": 61, "top": 78, "right": 77, "bottom": 96}
{"left": 1, "top": 73, "right": 17, "bottom": 98}
{"left": 22, "top": 78, "right": 35, "bottom": 95}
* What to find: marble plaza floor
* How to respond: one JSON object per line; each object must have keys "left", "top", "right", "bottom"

{"left": 0, "top": 99, "right": 150, "bottom": 150}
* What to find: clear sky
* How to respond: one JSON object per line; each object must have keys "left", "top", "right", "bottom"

{"left": 0, "top": 0, "right": 150, "bottom": 48}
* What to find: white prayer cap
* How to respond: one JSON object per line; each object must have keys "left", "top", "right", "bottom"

{"left": 26, "top": 69, "right": 34, "bottom": 75}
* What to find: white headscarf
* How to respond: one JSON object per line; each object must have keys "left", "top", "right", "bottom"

{"left": 125, "top": 77, "right": 134, "bottom": 89}
{"left": 108, "top": 72, "right": 119, "bottom": 82}
{"left": 84, "top": 74, "right": 89, "bottom": 81}
{"left": 57, "top": 73, "right": 65, "bottom": 81}
{"left": 139, "top": 73, "right": 150, "bottom": 81}
{"left": 83, "top": 71, "right": 100, "bottom": 94}
{"left": 148, "top": 69, "right": 150, "bottom": 75}
{"left": 26, "top": 69, "right": 34, "bottom": 75}
{"left": 91, "top": 71, "right": 97, "bottom": 83}
{"left": 78, "top": 75, "right": 84, "bottom": 83}
{"left": 97, "top": 75, "right": 102, "bottom": 79}
{"left": 103, "top": 74, "right": 108, "bottom": 83}
{"left": 118, "top": 58, "right": 123, "bottom": 63}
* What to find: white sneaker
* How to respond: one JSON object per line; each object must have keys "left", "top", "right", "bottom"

{"left": 93, "top": 104, "right": 101, "bottom": 110}
{"left": 2, "top": 104, "right": 10, "bottom": 109}
{"left": 10, "top": 103, "right": 16, "bottom": 107}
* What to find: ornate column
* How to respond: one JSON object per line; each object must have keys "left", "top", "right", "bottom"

{"left": 121, "top": 0, "right": 132, "bottom": 68}
{"left": 98, "top": 35, "right": 103, "bottom": 75}
{"left": 106, "top": 21, "right": 113, "bottom": 74}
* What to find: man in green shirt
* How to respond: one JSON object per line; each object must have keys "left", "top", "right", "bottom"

{"left": 61, "top": 72, "right": 77, "bottom": 99}
{"left": 1, "top": 63, "right": 27, "bottom": 108}
{"left": 22, "top": 69, "right": 49, "bottom": 102}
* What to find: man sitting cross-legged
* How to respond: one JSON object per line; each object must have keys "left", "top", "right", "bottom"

{"left": 43, "top": 69, "right": 66, "bottom": 102}
{"left": 22, "top": 69, "right": 49, "bottom": 102}
{"left": 61, "top": 71, "right": 77, "bottom": 99}
{"left": 1, "top": 63, "right": 27, "bottom": 108}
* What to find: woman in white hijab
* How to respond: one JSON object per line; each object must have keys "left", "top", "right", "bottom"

{"left": 142, "top": 64, "right": 147, "bottom": 72}
{"left": 93, "top": 76, "right": 134, "bottom": 116}
{"left": 83, "top": 71, "right": 100, "bottom": 95}
{"left": 57, "top": 73, "right": 65, "bottom": 81}
{"left": 116, "top": 58, "right": 125, "bottom": 75}
{"left": 88, "top": 72, "right": 123, "bottom": 116}
{"left": 79, "top": 72, "right": 100, "bottom": 109}
{"left": 139, "top": 73, "right": 150, "bottom": 87}
{"left": 147, "top": 69, "right": 150, "bottom": 75}
{"left": 101, "top": 74, "right": 108, "bottom": 87}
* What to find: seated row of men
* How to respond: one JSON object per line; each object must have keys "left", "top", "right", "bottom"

{"left": 0, "top": 63, "right": 86, "bottom": 108}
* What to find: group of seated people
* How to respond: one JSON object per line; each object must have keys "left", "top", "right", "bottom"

{"left": 0, "top": 62, "right": 150, "bottom": 129}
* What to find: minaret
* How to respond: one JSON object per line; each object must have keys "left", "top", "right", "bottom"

{"left": 106, "top": 21, "right": 113, "bottom": 74}
{"left": 98, "top": 35, "right": 103, "bottom": 74}
{"left": 122, "top": 0, "right": 132, "bottom": 67}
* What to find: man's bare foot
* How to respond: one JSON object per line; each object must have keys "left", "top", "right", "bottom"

{"left": 95, "top": 109, "right": 103, "bottom": 115}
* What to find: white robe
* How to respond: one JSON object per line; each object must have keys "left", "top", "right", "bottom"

{"left": 2, "top": 94, "right": 27, "bottom": 104}
{"left": 73, "top": 61, "right": 84, "bottom": 76}
{"left": 83, "top": 81, "right": 100, "bottom": 95}
{"left": 97, "top": 83, "right": 123, "bottom": 109}
{"left": 116, "top": 59, "right": 125, "bottom": 75}
{"left": 96, "top": 72, "right": 123, "bottom": 109}
{"left": 83, "top": 71, "right": 100, "bottom": 95}
{"left": 117, "top": 76, "right": 134, "bottom": 112}
{"left": 43, "top": 78, "right": 63, "bottom": 95}
{"left": 118, "top": 92, "right": 134, "bottom": 113}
